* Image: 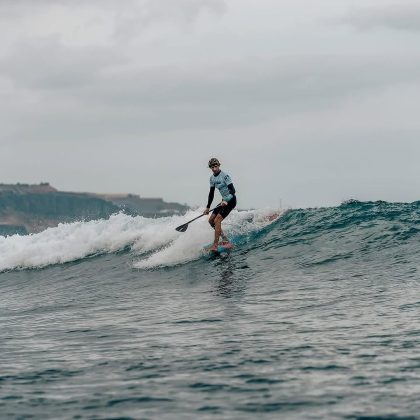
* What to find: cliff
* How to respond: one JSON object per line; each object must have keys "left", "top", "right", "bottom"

{"left": 95, "top": 194, "right": 188, "bottom": 218}
{"left": 0, "top": 183, "right": 189, "bottom": 236}
{"left": 0, "top": 184, "right": 120, "bottom": 235}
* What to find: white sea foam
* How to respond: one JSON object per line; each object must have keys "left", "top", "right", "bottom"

{"left": 0, "top": 209, "right": 282, "bottom": 272}
{"left": 133, "top": 208, "right": 282, "bottom": 269}
{"left": 0, "top": 213, "right": 148, "bottom": 272}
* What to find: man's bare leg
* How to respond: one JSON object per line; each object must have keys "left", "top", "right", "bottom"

{"left": 209, "top": 215, "right": 228, "bottom": 240}
{"left": 212, "top": 214, "right": 224, "bottom": 248}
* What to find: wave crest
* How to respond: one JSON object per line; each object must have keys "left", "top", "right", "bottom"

{"left": 0, "top": 209, "right": 281, "bottom": 272}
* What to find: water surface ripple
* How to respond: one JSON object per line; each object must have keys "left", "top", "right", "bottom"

{"left": 1, "top": 201, "right": 420, "bottom": 419}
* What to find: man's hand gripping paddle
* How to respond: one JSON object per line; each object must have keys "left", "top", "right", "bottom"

{"left": 175, "top": 205, "right": 221, "bottom": 232}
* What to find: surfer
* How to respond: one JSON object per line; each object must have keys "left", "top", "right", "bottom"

{"left": 203, "top": 158, "right": 237, "bottom": 252}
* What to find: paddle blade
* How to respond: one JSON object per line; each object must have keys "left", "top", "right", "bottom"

{"left": 175, "top": 223, "right": 189, "bottom": 232}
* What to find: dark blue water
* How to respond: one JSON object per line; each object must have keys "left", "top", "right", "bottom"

{"left": 1, "top": 201, "right": 420, "bottom": 419}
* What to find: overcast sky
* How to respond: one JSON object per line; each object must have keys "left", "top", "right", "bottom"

{"left": 1, "top": 0, "right": 419, "bottom": 208}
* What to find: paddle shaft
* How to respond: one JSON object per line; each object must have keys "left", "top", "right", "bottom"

{"left": 185, "top": 204, "right": 221, "bottom": 225}
{"left": 176, "top": 204, "right": 221, "bottom": 232}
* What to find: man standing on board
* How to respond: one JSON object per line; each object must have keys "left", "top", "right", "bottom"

{"left": 204, "top": 158, "right": 237, "bottom": 251}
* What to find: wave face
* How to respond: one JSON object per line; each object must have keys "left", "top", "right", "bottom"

{"left": 1, "top": 201, "right": 420, "bottom": 418}
{"left": 257, "top": 200, "right": 420, "bottom": 272}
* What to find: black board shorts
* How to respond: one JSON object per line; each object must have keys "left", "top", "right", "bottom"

{"left": 212, "top": 196, "right": 237, "bottom": 219}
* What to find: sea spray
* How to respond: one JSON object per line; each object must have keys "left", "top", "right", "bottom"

{"left": 133, "top": 209, "right": 283, "bottom": 269}
{"left": 0, "top": 208, "right": 281, "bottom": 272}
{"left": 0, "top": 213, "right": 148, "bottom": 272}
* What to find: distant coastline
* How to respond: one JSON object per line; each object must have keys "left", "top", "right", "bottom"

{"left": 0, "top": 183, "right": 189, "bottom": 235}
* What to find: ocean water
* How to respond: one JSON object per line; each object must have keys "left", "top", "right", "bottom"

{"left": 1, "top": 201, "right": 420, "bottom": 419}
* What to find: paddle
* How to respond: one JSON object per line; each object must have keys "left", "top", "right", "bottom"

{"left": 175, "top": 205, "right": 221, "bottom": 232}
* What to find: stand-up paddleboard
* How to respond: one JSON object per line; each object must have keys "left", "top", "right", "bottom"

{"left": 267, "top": 212, "right": 281, "bottom": 222}
{"left": 203, "top": 211, "right": 282, "bottom": 257}
{"left": 204, "top": 241, "right": 234, "bottom": 256}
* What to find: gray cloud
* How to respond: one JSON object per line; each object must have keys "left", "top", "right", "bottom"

{"left": 1, "top": 0, "right": 420, "bottom": 207}
{"left": 0, "top": 37, "right": 121, "bottom": 90}
{"left": 1, "top": 35, "right": 420, "bottom": 143}
{"left": 114, "top": 0, "right": 226, "bottom": 39}
{"left": 342, "top": 2, "right": 420, "bottom": 32}
{"left": 0, "top": 0, "right": 226, "bottom": 26}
